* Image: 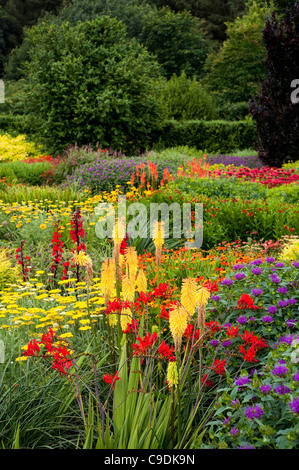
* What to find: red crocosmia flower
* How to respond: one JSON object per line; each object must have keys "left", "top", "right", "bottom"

{"left": 226, "top": 325, "right": 239, "bottom": 338}
{"left": 202, "top": 374, "right": 213, "bottom": 388}
{"left": 213, "top": 358, "right": 226, "bottom": 375}
{"left": 203, "top": 280, "right": 218, "bottom": 292}
{"left": 237, "top": 293, "right": 259, "bottom": 310}
{"left": 158, "top": 340, "right": 175, "bottom": 361}
{"left": 239, "top": 344, "right": 258, "bottom": 363}
{"left": 123, "top": 319, "right": 139, "bottom": 334}
{"left": 103, "top": 372, "right": 121, "bottom": 387}
{"left": 52, "top": 357, "right": 72, "bottom": 376}
{"left": 132, "top": 332, "right": 158, "bottom": 356}
{"left": 205, "top": 320, "right": 221, "bottom": 335}
{"left": 152, "top": 283, "right": 172, "bottom": 299}
{"left": 23, "top": 339, "right": 40, "bottom": 356}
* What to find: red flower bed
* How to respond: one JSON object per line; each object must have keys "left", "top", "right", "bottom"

{"left": 210, "top": 166, "right": 299, "bottom": 188}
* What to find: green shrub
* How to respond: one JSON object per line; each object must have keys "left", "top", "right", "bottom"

{"left": 157, "top": 72, "right": 218, "bottom": 121}
{"left": 22, "top": 16, "right": 162, "bottom": 155}
{"left": 155, "top": 120, "right": 258, "bottom": 153}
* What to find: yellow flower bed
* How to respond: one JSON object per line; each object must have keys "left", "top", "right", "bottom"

{"left": 0, "top": 133, "right": 43, "bottom": 162}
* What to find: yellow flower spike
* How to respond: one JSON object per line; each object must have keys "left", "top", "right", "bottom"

{"left": 169, "top": 303, "right": 188, "bottom": 353}
{"left": 136, "top": 268, "right": 147, "bottom": 294}
{"left": 112, "top": 217, "right": 126, "bottom": 251}
{"left": 180, "top": 277, "right": 197, "bottom": 318}
{"left": 196, "top": 286, "right": 210, "bottom": 331}
{"left": 120, "top": 306, "right": 132, "bottom": 332}
{"left": 122, "top": 274, "right": 135, "bottom": 303}
{"left": 167, "top": 361, "right": 179, "bottom": 388}
{"left": 124, "top": 246, "right": 138, "bottom": 281}
{"left": 71, "top": 252, "right": 94, "bottom": 285}
{"left": 152, "top": 221, "right": 165, "bottom": 266}
{"left": 101, "top": 258, "right": 116, "bottom": 307}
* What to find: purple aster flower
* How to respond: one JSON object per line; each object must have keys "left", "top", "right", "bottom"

{"left": 286, "top": 319, "right": 296, "bottom": 328}
{"left": 210, "top": 340, "right": 219, "bottom": 347}
{"left": 292, "top": 262, "right": 299, "bottom": 268}
{"left": 235, "top": 272, "right": 246, "bottom": 280}
{"left": 233, "top": 263, "right": 245, "bottom": 270}
{"left": 220, "top": 279, "right": 234, "bottom": 286}
{"left": 244, "top": 405, "right": 264, "bottom": 420}
{"left": 278, "top": 300, "right": 288, "bottom": 308}
{"left": 251, "top": 259, "right": 263, "bottom": 265}
{"left": 268, "top": 305, "right": 277, "bottom": 314}
{"left": 287, "top": 298, "right": 296, "bottom": 305}
{"left": 260, "top": 384, "right": 271, "bottom": 394}
{"left": 222, "top": 416, "right": 231, "bottom": 426}
{"left": 262, "top": 315, "right": 273, "bottom": 323}
{"left": 274, "top": 384, "right": 291, "bottom": 395}
{"left": 275, "top": 262, "right": 285, "bottom": 268}
{"left": 230, "top": 427, "right": 241, "bottom": 436}
{"left": 235, "top": 376, "right": 251, "bottom": 388}
{"left": 249, "top": 316, "right": 256, "bottom": 322}
{"left": 272, "top": 365, "right": 288, "bottom": 377}
{"left": 277, "top": 287, "right": 288, "bottom": 294}
{"left": 252, "top": 267, "right": 263, "bottom": 275}
{"left": 211, "top": 295, "right": 220, "bottom": 301}
{"left": 252, "top": 288, "right": 263, "bottom": 297}
{"left": 279, "top": 334, "right": 295, "bottom": 345}
{"left": 266, "top": 257, "right": 275, "bottom": 263}
{"left": 237, "top": 315, "right": 247, "bottom": 325}
{"left": 293, "top": 373, "right": 299, "bottom": 382}
{"left": 270, "top": 274, "right": 280, "bottom": 283}
{"left": 289, "top": 398, "right": 299, "bottom": 414}
{"left": 222, "top": 340, "right": 232, "bottom": 348}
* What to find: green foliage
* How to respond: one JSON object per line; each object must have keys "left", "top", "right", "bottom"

{"left": 54, "top": 0, "right": 212, "bottom": 80}
{"left": 157, "top": 72, "right": 218, "bottom": 121}
{"left": 0, "top": 160, "right": 51, "bottom": 185}
{"left": 22, "top": 16, "right": 162, "bottom": 155}
{"left": 0, "top": 0, "right": 64, "bottom": 75}
{"left": 203, "top": 1, "right": 273, "bottom": 110}
{"left": 129, "top": 6, "right": 212, "bottom": 79}
{"left": 145, "top": 0, "right": 248, "bottom": 41}
{"left": 155, "top": 120, "right": 257, "bottom": 153}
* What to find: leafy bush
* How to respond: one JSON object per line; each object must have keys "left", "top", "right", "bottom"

{"left": 157, "top": 72, "right": 218, "bottom": 121}
{"left": 22, "top": 16, "right": 162, "bottom": 155}
{"left": 155, "top": 120, "right": 258, "bottom": 153}
{"left": 0, "top": 133, "right": 42, "bottom": 162}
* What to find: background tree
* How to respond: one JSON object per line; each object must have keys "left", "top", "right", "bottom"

{"left": 0, "top": 0, "right": 63, "bottom": 74}
{"left": 22, "top": 16, "right": 162, "bottom": 154}
{"left": 249, "top": 2, "right": 299, "bottom": 166}
{"left": 202, "top": 1, "right": 274, "bottom": 118}
{"left": 53, "top": 0, "right": 213, "bottom": 79}
{"left": 143, "top": 0, "right": 247, "bottom": 41}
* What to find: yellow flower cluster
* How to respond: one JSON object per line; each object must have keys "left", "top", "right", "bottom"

{"left": 0, "top": 133, "right": 43, "bottom": 162}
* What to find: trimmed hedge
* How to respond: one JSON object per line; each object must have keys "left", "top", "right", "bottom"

{"left": 154, "top": 119, "right": 258, "bottom": 153}
{"left": 1, "top": 115, "right": 258, "bottom": 154}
